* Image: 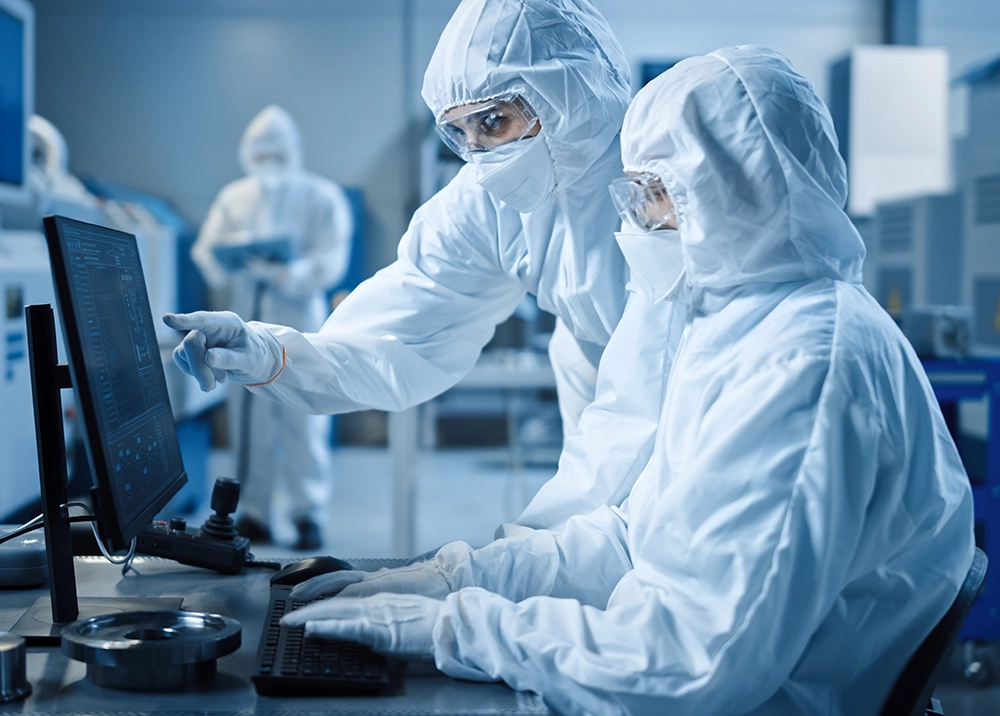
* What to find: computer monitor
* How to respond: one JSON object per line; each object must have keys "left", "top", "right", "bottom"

{"left": 45, "top": 215, "right": 188, "bottom": 548}
{"left": 10, "top": 215, "right": 187, "bottom": 643}
{"left": 0, "top": 0, "right": 33, "bottom": 209}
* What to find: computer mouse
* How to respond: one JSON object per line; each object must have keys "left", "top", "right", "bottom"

{"left": 270, "top": 556, "right": 354, "bottom": 586}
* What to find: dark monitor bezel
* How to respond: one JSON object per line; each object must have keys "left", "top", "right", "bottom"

{"left": 42, "top": 214, "right": 187, "bottom": 551}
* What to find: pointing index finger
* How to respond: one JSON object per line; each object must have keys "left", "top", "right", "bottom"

{"left": 163, "top": 311, "right": 213, "bottom": 332}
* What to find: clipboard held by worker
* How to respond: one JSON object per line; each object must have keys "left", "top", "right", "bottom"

{"left": 213, "top": 237, "right": 293, "bottom": 271}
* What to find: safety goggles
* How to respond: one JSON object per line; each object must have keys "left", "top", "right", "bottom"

{"left": 608, "top": 172, "right": 677, "bottom": 231}
{"left": 436, "top": 94, "right": 540, "bottom": 160}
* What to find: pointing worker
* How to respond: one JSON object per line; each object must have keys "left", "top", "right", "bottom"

{"left": 167, "top": 0, "right": 680, "bottom": 537}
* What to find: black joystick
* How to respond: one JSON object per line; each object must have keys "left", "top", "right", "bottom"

{"left": 200, "top": 478, "right": 241, "bottom": 542}
{"left": 135, "top": 477, "right": 250, "bottom": 573}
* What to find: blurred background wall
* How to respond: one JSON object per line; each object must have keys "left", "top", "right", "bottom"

{"left": 30, "top": 0, "right": 997, "bottom": 276}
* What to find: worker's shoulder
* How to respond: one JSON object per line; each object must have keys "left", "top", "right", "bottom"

{"left": 214, "top": 175, "right": 256, "bottom": 201}
{"left": 721, "top": 280, "right": 919, "bottom": 424}
{"left": 731, "top": 280, "right": 866, "bottom": 380}
{"left": 816, "top": 281, "right": 927, "bottom": 413}
{"left": 747, "top": 279, "right": 840, "bottom": 361}
{"left": 686, "top": 282, "right": 836, "bottom": 389}
{"left": 770, "top": 279, "right": 895, "bottom": 358}
{"left": 826, "top": 282, "right": 908, "bottom": 361}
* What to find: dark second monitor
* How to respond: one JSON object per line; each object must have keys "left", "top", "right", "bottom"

{"left": 44, "top": 215, "right": 187, "bottom": 550}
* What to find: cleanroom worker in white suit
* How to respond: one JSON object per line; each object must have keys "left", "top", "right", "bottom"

{"left": 189, "top": 105, "right": 354, "bottom": 550}
{"left": 167, "top": 0, "right": 671, "bottom": 536}
{"left": 280, "top": 46, "right": 975, "bottom": 715}
{"left": 28, "top": 115, "right": 105, "bottom": 224}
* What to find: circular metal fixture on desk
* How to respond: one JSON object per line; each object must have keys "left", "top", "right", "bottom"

{"left": 61, "top": 610, "right": 241, "bottom": 690}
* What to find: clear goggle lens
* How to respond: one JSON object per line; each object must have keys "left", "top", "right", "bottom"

{"left": 608, "top": 172, "right": 676, "bottom": 231}
{"left": 435, "top": 94, "right": 540, "bottom": 160}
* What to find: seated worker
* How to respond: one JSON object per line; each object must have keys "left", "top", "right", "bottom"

{"left": 281, "top": 46, "right": 975, "bottom": 715}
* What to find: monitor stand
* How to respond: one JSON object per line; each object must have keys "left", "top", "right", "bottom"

{"left": 10, "top": 304, "right": 181, "bottom": 646}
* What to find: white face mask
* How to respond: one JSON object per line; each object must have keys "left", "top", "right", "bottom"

{"left": 614, "top": 228, "right": 687, "bottom": 304}
{"left": 250, "top": 157, "right": 291, "bottom": 188}
{"left": 469, "top": 136, "right": 555, "bottom": 214}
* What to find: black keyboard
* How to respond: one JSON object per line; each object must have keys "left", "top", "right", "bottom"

{"left": 251, "top": 585, "right": 391, "bottom": 696}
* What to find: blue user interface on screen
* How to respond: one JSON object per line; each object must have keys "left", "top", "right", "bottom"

{"left": 60, "top": 221, "right": 185, "bottom": 528}
{"left": 0, "top": 8, "right": 25, "bottom": 188}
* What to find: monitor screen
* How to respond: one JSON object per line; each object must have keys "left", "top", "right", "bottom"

{"left": 44, "top": 216, "right": 186, "bottom": 550}
{"left": 0, "top": 7, "right": 24, "bottom": 189}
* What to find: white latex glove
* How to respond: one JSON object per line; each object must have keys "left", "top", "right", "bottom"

{"left": 283, "top": 594, "right": 441, "bottom": 661}
{"left": 164, "top": 311, "right": 284, "bottom": 392}
{"left": 290, "top": 562, "right": 454, "bottom": 601}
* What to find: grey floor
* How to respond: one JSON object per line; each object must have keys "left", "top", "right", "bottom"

{"left": 189, "top": 447, "right": 1000, "bottom": 716}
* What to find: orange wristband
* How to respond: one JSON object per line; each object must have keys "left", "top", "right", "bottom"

{"left": 248, "top": 344, "right": 287, "bottom": 387}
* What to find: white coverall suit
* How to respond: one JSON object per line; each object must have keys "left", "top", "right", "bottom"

{"left": 191, "top": 105, "right": 353, "bottom": 526}
{"left": 288, "top": 46, "right": 976, "bottom": 716}
{"left": 247, "top": 0, "right": 633, "bottom": 530}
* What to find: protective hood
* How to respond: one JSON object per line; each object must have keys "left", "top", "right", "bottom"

{"left": 239, "top": 105, "right": 304, "bottom": 176}
{"left": 27, "top": 114, "right": 102, "bottom": 220}
{"left": 422, "top": 0, "right": 630, "bottom": 188}
{"left": 29, "top": 115, "right": 70, "bottom": 178}
{"left": 621, "top": 45, "right": 866, "bottom": 297}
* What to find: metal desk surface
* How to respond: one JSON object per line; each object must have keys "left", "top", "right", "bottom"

{"left": 0, "top": 557, "right": 550, "bottom": 716}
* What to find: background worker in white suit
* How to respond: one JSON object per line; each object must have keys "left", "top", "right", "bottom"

{"left": 169, "top": 0, "right": 675, "bottom": 540}
{"left": 189, "top": 104, "right": 353, "bottom": 550}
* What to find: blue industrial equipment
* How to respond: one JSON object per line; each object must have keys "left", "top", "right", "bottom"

{"left": 0, "top": 0, "right": 33, "bottom": 209}
{"left": 330, "top": 186, "right": 366, "bottom": 295}
{"left": 954, "top": 55, "right": 1000, "bottom": 356}
{"left": 922, "top": 358, "right": 1000, "bottom": 639}
{"left": 325, "top": 187, "right": 365, "bottom": 448}
{"left": 638, "top": 60, "right": 684, "bottom": 88}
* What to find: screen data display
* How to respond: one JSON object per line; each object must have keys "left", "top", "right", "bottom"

{"left": 57, "top": 220, "right": 184, "bottom": 530}
{"left": 0, "top": 8, "right": 24, "bottom": 188}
